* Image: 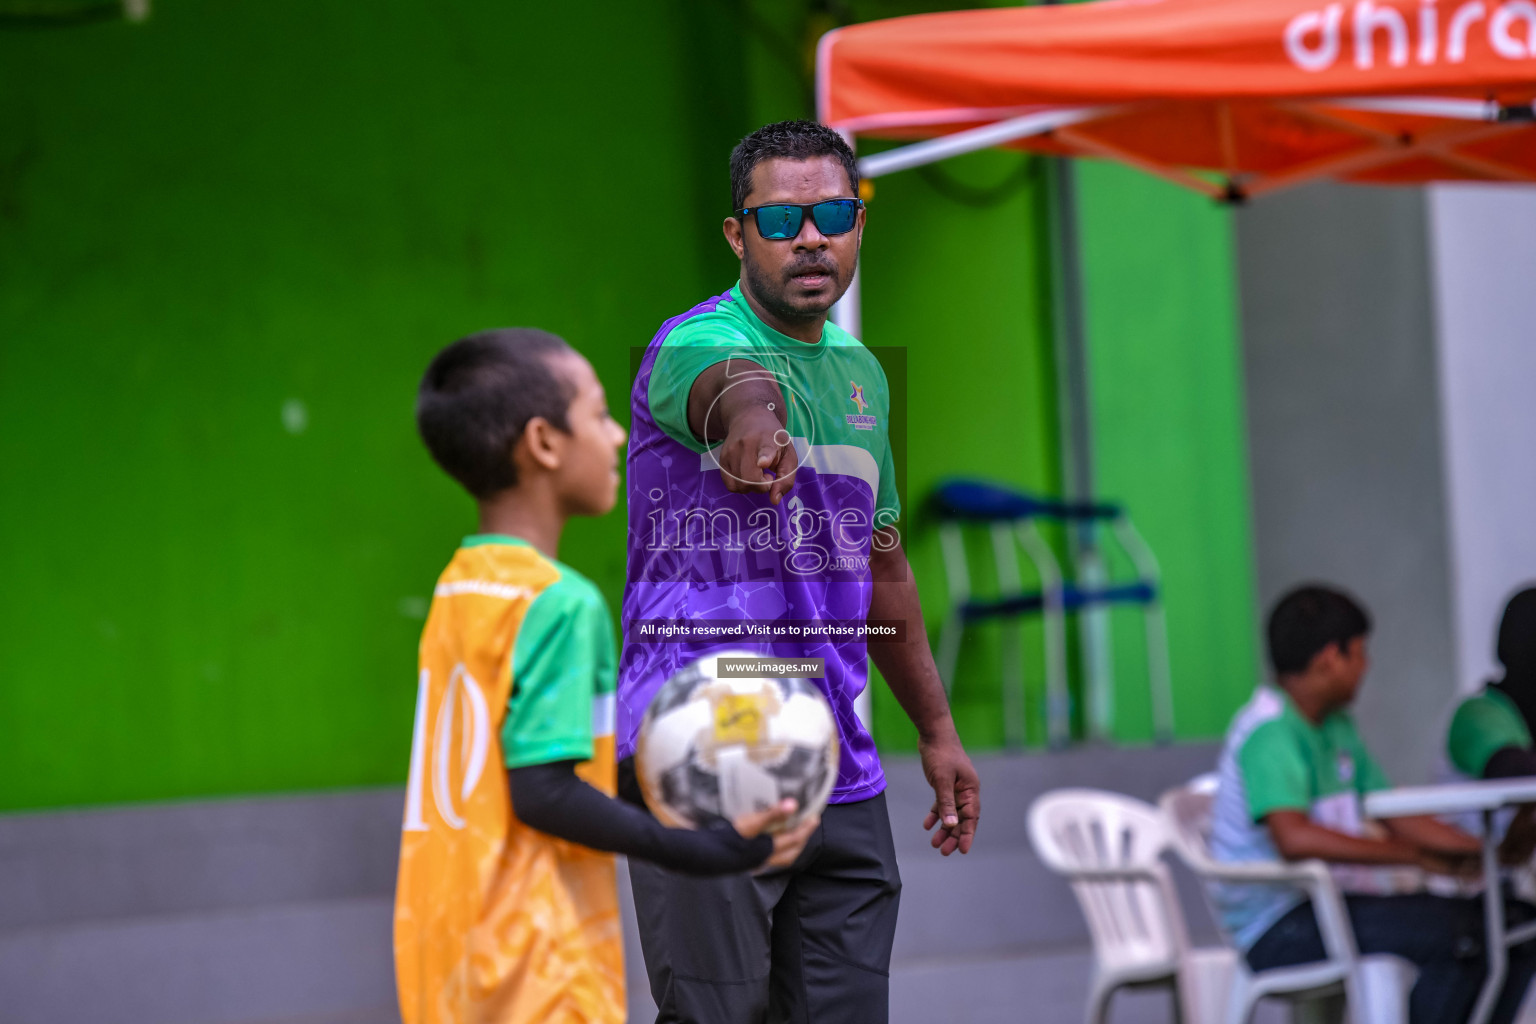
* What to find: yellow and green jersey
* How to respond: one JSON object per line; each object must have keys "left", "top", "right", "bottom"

{"left": 394, "top": 534, "right": 622, "bottom": 1024}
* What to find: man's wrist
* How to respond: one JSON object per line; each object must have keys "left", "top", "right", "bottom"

{"left": 915, "top": 715, "right": 960, "bottom": 748}
{"left": 725, "top": 403, "right": 781, "bottom": 434}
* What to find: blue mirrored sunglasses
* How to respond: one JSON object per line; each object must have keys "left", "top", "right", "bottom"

{"left": 737, "top": 198, "right": 863, "bottom": 240}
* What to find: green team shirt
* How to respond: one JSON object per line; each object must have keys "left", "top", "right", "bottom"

{"left": 501, "top": 551, "right": 617, "bottom": 769}
{"left": 1236, "top": 699, "right": 1390, "bottom": 824}
{"left": 645, "top": 282, "right": 901, "bottom": 521}
{"left": 1209, "top": 686, "right": 1392, "bottom": 948}
{"left": 1447, "top": 688, "right": 1533, "bottom": 780}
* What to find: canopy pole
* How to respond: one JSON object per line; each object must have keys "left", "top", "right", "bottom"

{"left": 831, "top": 129, "right": 874, "bottom": 734}
{"left": 832, "top": 257, "right": 862, "bottom": 339}
{"left": 1036, "top": 0, "right": 1111, "bottom": 748}
{"left": 1044, "top": 152, "right": 1108, "bottom": 747}
{"left": 832, "top": 127, "right": 862, "bottom": 342}
{"left": 856, "top": 106, "right": 1112, "bottom": 179}
{"left": 840, "top": 110, "right": 1111, "bottom": 744}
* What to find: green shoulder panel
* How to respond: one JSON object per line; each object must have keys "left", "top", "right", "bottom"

{"left": 647, "top": 312, "right": 755, "bottom": 454}
{"left": 1238, "top": 716, "right": 1312, "bottom": 822}
{"left": 864, "top": 352, "right": 901, "bottom": 521}
{"left": 1448, "top": 690, "right": 1532, "bottom": 779}
{"left": 503, "top": 568, "right": 613, "bottom": 768}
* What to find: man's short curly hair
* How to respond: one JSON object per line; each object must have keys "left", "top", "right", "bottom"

{"left": 729, "top": 120, "right": 860, "bottom": 211}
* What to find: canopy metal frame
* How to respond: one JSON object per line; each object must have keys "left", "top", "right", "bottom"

{"left": 834, "top": 92, "right": 1534, "bottom": 740}
{"left": 853, "top": 95, "right": 1536, "bottom": 203}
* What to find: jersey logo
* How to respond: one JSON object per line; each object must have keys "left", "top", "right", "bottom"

{"left": 1337, "top": 752, "right": 1355, "bottom": 784}
{"left": 846, "top": 380, "right": 877, "bottom": 431}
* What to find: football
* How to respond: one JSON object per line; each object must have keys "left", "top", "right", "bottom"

{"left": 635, "top": 650, "right": 839, "bottom": 832}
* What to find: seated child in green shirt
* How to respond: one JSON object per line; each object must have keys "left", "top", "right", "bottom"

{"left": 1210, "top": 584, "right": 1536, "bottom": 1024}
{"left": 1448, "top": 587, "right": 1536, "bottom": 782}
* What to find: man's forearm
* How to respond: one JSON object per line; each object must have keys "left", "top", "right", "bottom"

{"left": 866, "top": 545, "right": 953, "bottom": 740}
{"left": 686, "top": 360, "right": 784, "bottom": 443}
{"left": 866, "top": 539, "right": 980, "bottom": 853}
{"left": 685, "top": 360, "right": 796, "bottom": 503}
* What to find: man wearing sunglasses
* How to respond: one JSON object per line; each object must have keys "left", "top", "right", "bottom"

{"left": 618, "top": 119, "right": 980, "bottom": 1024}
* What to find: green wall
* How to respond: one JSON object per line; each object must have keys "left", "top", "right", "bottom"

{"left": 1075, "top": 162, "right": 1261, "bottom": 742}
{"left": 859, "top": 149, "right": 1063, "bottom": 750}
{"left": 816, "top": 10, "right": 1259, "bottom": 753}
{"left": 0, "top": 0, "right": 1257, "bottom": 812}
{"left": 861, "top": 154, "right": 1260, "bottom": 750}
{"left": 0, "top": 0, "right": 739, "bottom": 810}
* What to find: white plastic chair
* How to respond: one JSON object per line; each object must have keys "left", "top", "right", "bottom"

{"left": 1159, "top": 774, "right": 1417, "bottom": 1024}
{"left": 1028, "top": 788, "right": 1238, "bottom": 1024}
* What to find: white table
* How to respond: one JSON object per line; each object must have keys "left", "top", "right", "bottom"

{"left": 1365, "top": 777, "right": 1536, "bottom": 1024}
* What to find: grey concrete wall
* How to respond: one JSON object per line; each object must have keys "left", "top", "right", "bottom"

{"left": 1234, "top": 184, "right": 1458, "bottom": 785}
{"left": 0, "top": 746, "right": 1223, "bottom": 1024}
{"left": 1427, "top": 185, "right": 1536, "bottom": 696}
{"left": 0, "top": 789, "right": 404, "bottom": 1024}
{"left": 0, "top": 789, "right": 403, "bottom": 930}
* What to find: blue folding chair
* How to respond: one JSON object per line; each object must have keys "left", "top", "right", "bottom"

{"left": 931, "top": 478, "right": 1173, "bottom": 749}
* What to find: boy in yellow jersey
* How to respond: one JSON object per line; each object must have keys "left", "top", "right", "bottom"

{"left": 396, "top": 328, "right": 817, "bottom": 1024}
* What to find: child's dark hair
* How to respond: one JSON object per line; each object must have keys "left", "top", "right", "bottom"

{"left": 1497, "top": 586, "right": 1536, "bottom": 675}
{"left": 729, "top": 120, "right": 859, "bottom": 211}
{"left": 416, "top": 328, "right": 574, "bottom": 499}
{"left": 1267, "top": 584, "right": 1372, "bottom": 676}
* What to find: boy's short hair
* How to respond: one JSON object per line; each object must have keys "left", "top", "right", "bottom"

{"left": 416, "top": 328, "right": 575, "bottom": 499}
{"left": 1267, "top": 584, "right": 1373, "bottom": 676}
{"left": 729, "top": 120, "right": 860, "bottom": 211}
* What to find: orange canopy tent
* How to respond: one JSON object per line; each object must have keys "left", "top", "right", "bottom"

{"left": 817, "top": 0, "right": 1536, "bottom": 200}
{"left": 817, "top": 0, "right": 1536, "bottom": 748}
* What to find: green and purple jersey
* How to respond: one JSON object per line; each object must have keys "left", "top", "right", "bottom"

{"left": 618, "top": 283, "right": 900, "bottom": 803}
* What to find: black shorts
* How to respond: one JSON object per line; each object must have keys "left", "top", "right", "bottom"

{"left": 620, "top": 757, "right": 902, "bottom": 1024}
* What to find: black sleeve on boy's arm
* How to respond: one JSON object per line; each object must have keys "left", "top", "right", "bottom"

{"left": 508, "top": 761, "right": 774, "bottom": 876}
{"left": 1485, "top": 746, "right": 1536, "bottom": 779}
